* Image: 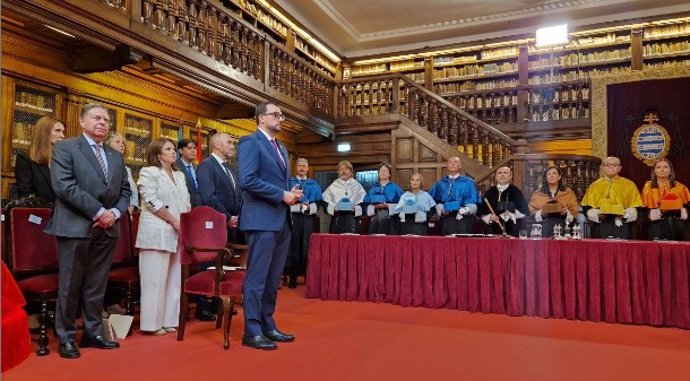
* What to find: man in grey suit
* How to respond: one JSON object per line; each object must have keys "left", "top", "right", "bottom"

{"left": 45, "top": 103, "right": 131, "bottom": 359}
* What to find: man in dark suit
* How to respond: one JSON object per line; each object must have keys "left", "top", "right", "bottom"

{"left": 197, "top": 132, "right": 242, "bottom": 229}
{"left": 194, "top": 132, "right": 242, "bottom": 321}
{"left": 176, "top": 138, "right": 202, "bottom": 208}
{"left": 45, "top": 103, "right": 131, "bottom": 359}
{"left": 238, "top": 101, "right": 303, "bottom": 350}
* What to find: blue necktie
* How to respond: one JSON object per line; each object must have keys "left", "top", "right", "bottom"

{"left": 187, "top": 164, "right": 197, "bottom": 191}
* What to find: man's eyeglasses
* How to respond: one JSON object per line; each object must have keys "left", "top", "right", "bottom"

{"left": 602, "top": 164, "right": 620, "bottom": 167}
{"left": 262, "top": 111, "right": 285, "bottom": 119}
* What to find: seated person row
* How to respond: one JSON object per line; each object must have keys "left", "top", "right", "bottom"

{"left": 641, "top": 158, "right": 689, "bottom": 241}
{"left": 324, "top": 157, "right": 482, "bottom": 236}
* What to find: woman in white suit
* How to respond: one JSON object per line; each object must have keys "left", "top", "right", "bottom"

{"left": 135, "top": 138, "right": 191, "bottom": 335}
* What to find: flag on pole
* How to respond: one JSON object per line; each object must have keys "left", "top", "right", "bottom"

{"left": 195, "top": 118, "right": 203, "bottom": 162}
{"left": 177, "top": 114, "right": 184, "bottom": 141}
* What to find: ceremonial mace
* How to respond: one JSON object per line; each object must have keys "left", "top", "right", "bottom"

{"left": 484, "top": 197, "right": 509, "bottom": 237}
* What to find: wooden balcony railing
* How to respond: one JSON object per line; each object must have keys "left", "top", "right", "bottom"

{"left": 267, "top": 44, "right": 333, "bottom": 114}
{"left": 99, "top": 0, "right": 335, "bottom": 116}
{"left": 97, "top": 1, "right": 597, "bottom": 177}
{"left": 335, "top": 74, "right": 519, "bottom": 168}
{"left": 475, "top": 153, "right": 603, "bottom": 201}
{"left": 141, "top": 0, "right": 264, "bottom": 78}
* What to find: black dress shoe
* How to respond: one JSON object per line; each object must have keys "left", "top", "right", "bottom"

{"left": 195, "top": 310, "right": 215, "bottom": 321}
{"left": 242, "top": 335, "right": 278, "bottom": 350}
{"left": 59, "top": 342, "right": 80, "bottom": 359}
{"left": 262, "top": 329, "right": 295, "bottom": 342}
{"left": 80, "top": 335, "right": 120, "bottom": 349}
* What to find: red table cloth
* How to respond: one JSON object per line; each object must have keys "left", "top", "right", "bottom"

{"left": 305, "top": 234, "right": 690, "bottom": 329}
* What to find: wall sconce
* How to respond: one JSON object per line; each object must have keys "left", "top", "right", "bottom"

{"left": 337, "top": 143, "right": 351, "bottom": 152}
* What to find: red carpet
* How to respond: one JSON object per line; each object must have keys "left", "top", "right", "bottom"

{"left": 5, "top": 287, "right": 690, "bottom": 380}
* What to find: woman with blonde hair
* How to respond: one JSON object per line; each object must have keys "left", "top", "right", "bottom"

{"left": 105, "top": 133, "right": 139, "bottom": 215}
{"left": 322, "top": 160, "right": 366, "bottom": 234}
{"left": 394, "top": 173, "right": 436, "bottom": 235}
{"left": 15, "top": 115, "right": 65, "bottom": 204}
{"left": 641, "top": 158, "right": 689, "bottom": 240}
{"left": 135, "top": 138, "right": 190, "bottom": 335}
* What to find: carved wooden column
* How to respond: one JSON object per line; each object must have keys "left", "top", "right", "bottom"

{"left": 391, "top": 79, "right": 400, "bottom": 114}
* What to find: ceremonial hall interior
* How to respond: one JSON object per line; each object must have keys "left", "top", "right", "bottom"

{"left": 2, "top": 0, "right": 690, "bottom": 380}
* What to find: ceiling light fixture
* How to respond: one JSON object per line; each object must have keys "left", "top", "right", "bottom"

{"left": 337, "top": 143, "right": 351, "bottom": 152}
{"left": 44, "top": 24, "right": 76, "bottom": 38}
{"left": 535, "top": 24, "right": 569, "bottom": 48}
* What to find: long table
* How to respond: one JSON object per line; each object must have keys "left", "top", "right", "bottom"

{"left": 305, "top": 234, "right": 690, "bottom": 329}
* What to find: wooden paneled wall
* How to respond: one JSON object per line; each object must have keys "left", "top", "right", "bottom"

{"left": 298, "top": 117, "right": 478, "bottom": 191}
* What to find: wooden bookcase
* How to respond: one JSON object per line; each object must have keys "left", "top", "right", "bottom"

{"left": 222, "top": 0, "right": 338, "bottom": 77}
{"left": 345, "top": 18, "right": 690, "bottom": 128}
{"left": 159, "top": 120, "right": 181, "bottom": 142}
{"left": 350, "top": 58, "right": 425, "bottom": 83}
{"left": 1, "top": 77, "right": 65, "bottom": 200}
{"left": 642, "top": 22, "right": 690, "bottom": 70}
{"left": 432, "top": 46, "right": 519, "bottom": 94}
{"left": 122, "top": 111, "right": 154, "bottom": 179}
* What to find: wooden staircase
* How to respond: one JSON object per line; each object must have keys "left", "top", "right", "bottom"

{"left": 333, "top": 74, "right": 601, "bottom": 199}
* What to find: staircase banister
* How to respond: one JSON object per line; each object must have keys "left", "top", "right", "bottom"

{"left": 474, "top": 156, "right": 515, "bottom": 185}
{"left": 336, "top": 73, "right": 518, "bottom": 148}
{"left": 397, "top": 76, "right": 519, "bottom": 147}
{"left": 477, "top": 153, "right": 604, "bottom": 179}
{"left": 474, "top": 153, "right": 603, "bottom": 201}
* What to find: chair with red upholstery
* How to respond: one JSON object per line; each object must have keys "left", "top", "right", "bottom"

{"left": 107, "top": 213, "right": 139, "bottom": 316}
{"left": 177, "top": 206, "right": 246, "bottom": 350}
{"left": 10, "top": 207, "right": 59, "bottom": 356}
{"left": 1, "top": 208, "right": 8, "bottom": 266}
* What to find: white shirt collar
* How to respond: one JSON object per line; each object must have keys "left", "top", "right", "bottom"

{"left": 211, "top": 153, "right": 226, "bottom": 166}
{"left": 258, "top": 127, "right": 274, "bottom": 142}
{"left": 83, "top": 133, "right": 101, "bottom": 147}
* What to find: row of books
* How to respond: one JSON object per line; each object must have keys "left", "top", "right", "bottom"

{"left": 432, "top": 62, "right": 518, "bottom": 79}
{"left": 448, "top": 94, "right": 519, "bottom": 109}
{"left": 528, "top": 48, "right": 631, "bottom": 69}
{"left": 530, "top": 105, "right": 590, "bottom": 121}
{"left": 643, "top": 23, "right": 690, "bottom": 39}
{"left": 643, "top": 41, "right": 690, "bottom": 56}
{"left": 434, "top": 78, "right": 519, "bottom": 93}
